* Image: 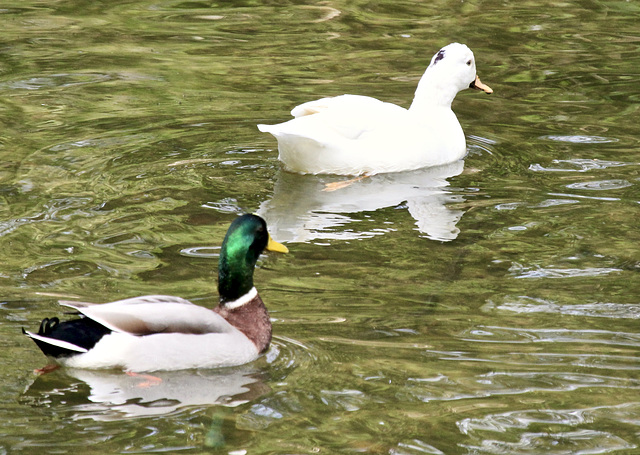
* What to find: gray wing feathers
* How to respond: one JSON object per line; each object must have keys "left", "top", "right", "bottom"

{"left": 59, "top": 295, "right": 233, "bottom": 336}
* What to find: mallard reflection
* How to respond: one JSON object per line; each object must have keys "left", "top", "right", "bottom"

{"left": 23, "top": 365, "right": 268, "bottom": 420}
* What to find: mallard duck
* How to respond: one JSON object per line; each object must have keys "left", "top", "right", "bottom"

{"left": 258, "top": 42, "right": 492, "bottom": 176}
{"left": 23, "top": 214, "right": 288, "bottom": 372}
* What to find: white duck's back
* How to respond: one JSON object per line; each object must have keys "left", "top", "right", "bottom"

{"left": 258, "top": 43, "right": 492, "bottom": 176}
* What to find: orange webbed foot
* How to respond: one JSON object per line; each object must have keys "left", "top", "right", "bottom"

{"left": 323, "top": 174, "right": 370, "bottom": 192}
{"left": 34, "top": 364, "right": 60, "bottom": 375}
{"left": 125, "top": 371, "right": 163, "bottom": 388}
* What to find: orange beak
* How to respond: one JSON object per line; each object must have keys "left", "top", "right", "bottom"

{"left": 470, "top": 75, "right": 493, "bottom": 94}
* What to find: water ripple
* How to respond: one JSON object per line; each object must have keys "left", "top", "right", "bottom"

{"left": 509, "top": 264, "right": 622, "bottom": 279}
{"left": 405, "top": 370, "right": 640, "bottom": 404}
{"left": 391, "top": 439, "right": 445, "bottom": 455}
{"left": 547, "top": 192, "right": 620, "bottom": 201}
{"left": 530, "top": 158, "right": 633, "bottom": 173}
{"left": 439, "top": 351, "right": 640, "bottom": 371}
{"left": 458, "top": 404, "right": 640, "bottom": 454}
{"left": 460, "top": 429, "right": 634, "bottom": 454}
{"left": 539, "top": 135, "right": 619, "bottom": 144}
{"left": 269, "top": 335, "right": 320, "bottom": 372}
{"left": 489, "top": 296, "right": 640, "bottom": 319}
{"left": 402, "top": 370, "right": 640, "bottom": 407}
{"left": 533, "top": 198, "right": 579, "bottom": 207}
{"left": 459, "top": 403, "right": 640, "bottom": 435}
{"left": 201, "top": 198, "right": 242, "bottom": 213}
{"left": 179, "top": 246, "right": 220, "bottom": 258}
{"left": 460, "top": 326, "right": 640, "bottom": 347}
{"left": 317, "top": 336, "right": 432, "bottom": 350}
{"left": 319, "top": 389, "right": 366, "bottom": 412}
{"left": 477, "top": 371, "right": 640, "bottom": 392}
{"left": 566, "top": 179, "right": 632, "bottom": 191}
{"left": 0, "top": 72, "right": 112, "bottom": 91}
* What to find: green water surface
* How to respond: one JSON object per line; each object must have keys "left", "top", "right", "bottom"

{"left": 1, "top": 1, "right": 639, "bottom": 454}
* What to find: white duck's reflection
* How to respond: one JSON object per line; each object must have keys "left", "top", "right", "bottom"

{"left": 258, "top": 160, "right": 465, "bottom": 243}
{"left": 24, "top": 365, "right": 268, "bottom": 420}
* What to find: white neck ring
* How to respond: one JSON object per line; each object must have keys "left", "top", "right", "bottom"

{"left": 224, "top": 287, "right": 258, "bottom": 310}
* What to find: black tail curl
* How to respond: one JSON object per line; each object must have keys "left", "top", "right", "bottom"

{"left": 38, "top": 317, "right": 60, "bottom": 336}
{"left": 24, "top": 316, "right": 111, "bottom": 359}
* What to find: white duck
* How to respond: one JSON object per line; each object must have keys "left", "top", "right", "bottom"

{"left": 23, "top": 214, "right": 288, "bottom": 372}
{"left": 258, "top": 42, "right": 492, "bottom": 176}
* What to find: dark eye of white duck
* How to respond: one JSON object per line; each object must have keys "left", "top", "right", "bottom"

{"left": 466, "top": 59, "right": 472, "bottom": 66}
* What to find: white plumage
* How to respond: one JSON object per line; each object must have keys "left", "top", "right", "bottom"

{"left": 259, "top": 43, "right": 492, "bottom": 176}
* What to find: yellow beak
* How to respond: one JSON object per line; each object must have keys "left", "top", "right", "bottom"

{"left": 266, "top": 234, "right": 289, "bottom": 253}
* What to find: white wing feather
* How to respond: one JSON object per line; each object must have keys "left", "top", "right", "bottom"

{"left": 261, "top": 94, "right": 408, "bottom": 143}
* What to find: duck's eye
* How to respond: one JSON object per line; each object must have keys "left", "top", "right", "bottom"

{"left": 466, "top": 59, "right": 472, "bottom": 66}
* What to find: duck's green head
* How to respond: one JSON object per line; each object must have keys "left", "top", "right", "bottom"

{"left": 218, "top": 214, "right": 288, "bottom": 303}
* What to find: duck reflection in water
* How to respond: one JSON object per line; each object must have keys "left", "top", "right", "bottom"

{"left": 22, "top": 364, "right": 269, "bottom": 421}
{"left": 257, "top": 160, "right": 465, "bottom": 243}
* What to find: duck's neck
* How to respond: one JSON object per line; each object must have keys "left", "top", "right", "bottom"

{"left": 409, "top": 71, "right": 459, "bottom": 116}
{"left": 218, "top": 251, "right": 256, "bottom": 304}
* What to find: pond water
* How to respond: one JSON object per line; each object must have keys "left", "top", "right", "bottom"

{"left": 1, "top": 1, "right": 639, "bottom": 454}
